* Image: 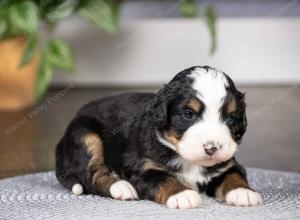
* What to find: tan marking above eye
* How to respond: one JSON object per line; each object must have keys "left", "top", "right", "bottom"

{"left": 186, "top": 97, "right": 201, "bottom": 113}
{"left": 227, "top": 98, "right": 237, "bottom": 113}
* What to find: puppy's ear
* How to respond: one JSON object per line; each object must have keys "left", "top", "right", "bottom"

{"left": 235, "top": 92, "right": 248, "bottom": 141}
{"left": 241, "top": 92, "right": 248, "bottom": 132}
{"left": 148, "top": 83, "right": 179, "bottom": 129}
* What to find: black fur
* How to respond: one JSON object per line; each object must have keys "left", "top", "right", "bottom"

{"left": 56, "top": 66, "right": 249, "bottom": 202}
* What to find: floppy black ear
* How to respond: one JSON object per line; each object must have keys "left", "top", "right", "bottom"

{"left": 148, "top": 83, "right": 179, "bottom": 129}
{"left": 241, "top": 93, "right": 248, "bottom": 133}
{"left": 235, "top": 92, "right": 248, "bottom": 141}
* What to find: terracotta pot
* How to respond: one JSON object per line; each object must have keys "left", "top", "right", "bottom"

{"left": 0, "top": 37, "right": 39, "bottom": 111}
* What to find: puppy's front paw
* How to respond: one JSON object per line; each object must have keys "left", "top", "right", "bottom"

{"left": 110, "top": 180, "right": 138, "bottom": 200}
{"left": 225, "top": 188, "right": 262, "bottom": 207}
{"left": 166, "top": 190, "right": 201, "bottom": 209}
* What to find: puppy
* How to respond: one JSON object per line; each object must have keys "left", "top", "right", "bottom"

{"left": 56, "top": 66, "right": 262, "bottom": 209}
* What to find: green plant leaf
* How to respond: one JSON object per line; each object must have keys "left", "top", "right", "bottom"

{"left": 19, "top": 33, "right": 38, "bottom": 68}
{"left": 45, "top": 39, "right": 75, "bottom": 72}
{"left": 35, "top": 57, "right": 53, "bottom": 100}
{"left": 0, "top": 16, "right": 7, "bottom": 39}
{"left": 77, "top": 0, "right": 120, "bottom": 33}
{"left": 45, "top": 0, "right": 77, "bottom": 24}
{"left": 180, "top": 0, "right": 199, "bottom": 18}
{"left": 9, "top": 1, "right": 39, "bottom": 35}
{"left": 205, "top": 6, "right": 217, "bottom": 54}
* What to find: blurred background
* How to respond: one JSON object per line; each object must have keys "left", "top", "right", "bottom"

{"left": 0, "top": 0, "right": 299, "bottom": 179}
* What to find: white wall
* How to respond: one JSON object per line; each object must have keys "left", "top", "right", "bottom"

{"left": 53, "top": 17, "right": 300, "bottom": 86}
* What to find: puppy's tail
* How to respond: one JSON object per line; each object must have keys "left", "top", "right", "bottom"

{"left": 72, "top": 183, "right": 84, "bottom": 195}
{"left": 56, "top": 170, "right": 84, "bottom": 195}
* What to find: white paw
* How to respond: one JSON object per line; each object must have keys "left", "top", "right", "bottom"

{"left": 166, "top": 190, "right": 201, "bottom": 209}
{"left": 109, "top": 180, "right": 138, "bottom": 200}
{"left": 226, "top": 188, "right": 262, "bottom": 207}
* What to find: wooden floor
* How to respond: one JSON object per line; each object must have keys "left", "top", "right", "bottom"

{"left": 0, "top": 85, "right": 300, "bottom": 179}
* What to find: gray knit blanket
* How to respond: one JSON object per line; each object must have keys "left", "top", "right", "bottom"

{"left": 0, "top": 168, "right": 299, "bottom": 220}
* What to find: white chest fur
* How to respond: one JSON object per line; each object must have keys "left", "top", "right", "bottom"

{"left": 172, "top": 159, "right": 233, "bottom": 192}
{"left": 174, "top": 161, "right": 211, "bottom": 191}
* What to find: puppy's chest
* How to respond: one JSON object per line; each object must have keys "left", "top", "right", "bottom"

{"left": 174, "top": 166, "right": 210, "bottom": 191}
{"left": 174, "top": 164, "right": 225, "bottom": 192}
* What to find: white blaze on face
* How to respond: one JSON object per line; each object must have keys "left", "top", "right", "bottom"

{"left": 177, "top": 67, "right": 237, "bottom": 166}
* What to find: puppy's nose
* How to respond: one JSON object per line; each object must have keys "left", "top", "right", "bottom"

{"left": 204, "top": 141, "right": 218, "bottom": 156}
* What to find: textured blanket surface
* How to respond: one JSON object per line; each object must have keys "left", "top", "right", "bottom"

{"left": 0, "top": 168, "right": 299, "bottom": 220}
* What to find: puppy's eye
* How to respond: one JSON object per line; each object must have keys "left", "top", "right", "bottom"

{"left": 183, "top": 109, "right": 195, "bottom": 120}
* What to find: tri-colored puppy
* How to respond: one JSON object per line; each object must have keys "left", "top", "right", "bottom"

{"left": 56, "top": 66, "right": 262, "bottom": 209}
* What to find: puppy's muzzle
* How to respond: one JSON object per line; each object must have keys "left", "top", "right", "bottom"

{"left": 203, "top": 141, "right": 221, "bottom": 156}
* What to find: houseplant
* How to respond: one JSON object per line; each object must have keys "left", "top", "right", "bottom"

{"left": 0, "top": 0, "right": 216, "bottom": 111}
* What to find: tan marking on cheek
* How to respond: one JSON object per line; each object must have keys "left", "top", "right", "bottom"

{"left": 227, "top": 98, "right": 237, "bottom": 113}
{"left": 187, "top": 97, "right": 201, "bottom": 113}
{"left": 164, "top": 130, "right": 181, "bottom": 149}
{"left": 142, "top": 159, "right": 167, "bottom": 173}
{"left": 155, "top": 177, "right": 188, "bottom": 204}
{"left": 83, "top": 133, "right": 118, "bottom": 195}
{"left": 216, "top": 173, "right": 249, "bottom": 200}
